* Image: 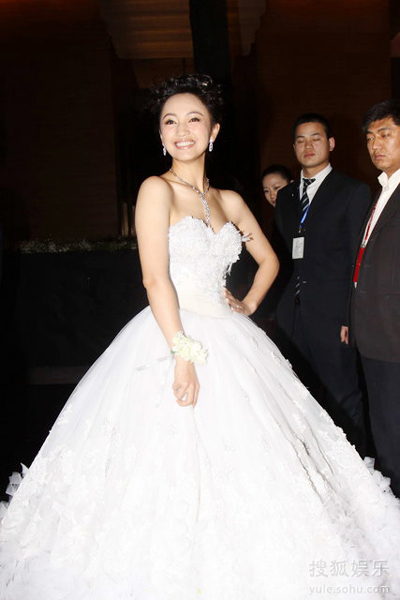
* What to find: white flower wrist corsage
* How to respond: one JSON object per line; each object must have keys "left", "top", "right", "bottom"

{"left": 171, "top": 331, "right": 208, "bottom": 364}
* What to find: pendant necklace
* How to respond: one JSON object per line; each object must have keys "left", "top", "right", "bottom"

{"left": 169, "top": 169, "right": 210, "bottom": 226}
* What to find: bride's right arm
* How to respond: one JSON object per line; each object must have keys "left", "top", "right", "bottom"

{"left": 135, "top": 177, "right": 200, "bottom": 407}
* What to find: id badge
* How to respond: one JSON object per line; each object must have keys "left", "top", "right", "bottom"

{"left": 292, "top": 236, "right": 305, "bottom": 259}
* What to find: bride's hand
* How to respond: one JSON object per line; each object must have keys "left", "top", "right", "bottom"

{"left": 172, "top": 357, "right": 200, "bottom": 407}
{"left": 224, "top": 288, "right": 252, "bottom": 316}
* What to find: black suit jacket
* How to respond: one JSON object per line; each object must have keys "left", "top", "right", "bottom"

{"left": 350, "top": 181, "right": 400, "bottom": 363}
{"left": 275, "top": 169, "right": 371, "bottom": 337}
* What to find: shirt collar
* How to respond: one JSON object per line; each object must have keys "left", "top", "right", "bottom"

{"left": 378, "top": 167, "right": 400, "bottom": 192}
{"left": 301, "top": 163, "right": 332, "bottom": 186}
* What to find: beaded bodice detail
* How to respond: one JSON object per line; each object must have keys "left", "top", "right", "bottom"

{"left": 168, "top": 216, "right": 243, "bottom": 316}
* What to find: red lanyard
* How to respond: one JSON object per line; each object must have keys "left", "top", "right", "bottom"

{"left": 353, "top": 203, "right": 377, "bottom": 284}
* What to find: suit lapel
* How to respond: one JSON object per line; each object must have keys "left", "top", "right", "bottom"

{"left": 293, "top": 180, "right": 301, "bottom": 208}
{"left": 354, "top": 192, "right": 378, "bottom": 250}
{"left": 288, "top": 180, "right": 301, "bottom": 221}
{"left": 303, "top": 170, "right": 337, "bottom": 222}
{"left": 368, "top": 182, "right": 400, "bottom": 241}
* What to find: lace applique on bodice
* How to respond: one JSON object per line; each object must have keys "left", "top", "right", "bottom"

{"left": 168, "top": 216, "right": 243, "bottom": 317}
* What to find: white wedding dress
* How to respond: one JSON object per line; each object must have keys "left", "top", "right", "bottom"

{"left": 1, "top": 216, "right": 400, "bottom": 600}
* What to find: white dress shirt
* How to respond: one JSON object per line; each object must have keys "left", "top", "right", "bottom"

{"left": 299, "top": 163, "right": 332, "bottom": 204}
{"left": 364, "top": 167, "right": 400, "bottom": 244}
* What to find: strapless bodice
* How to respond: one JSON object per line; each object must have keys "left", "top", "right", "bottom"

{"left": 168, "top": 216, "right": 243, "bottom": 317}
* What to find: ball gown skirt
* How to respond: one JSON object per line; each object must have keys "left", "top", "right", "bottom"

{"left": 0, "top": 217, "right": 400, "bottom": 599}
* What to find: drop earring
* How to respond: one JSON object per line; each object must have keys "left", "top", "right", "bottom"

{"left": 208, "top": 140, "right": 213, "bottom": 152}
{"left": 162, "top": 144, "right": 166, "bottom": 156}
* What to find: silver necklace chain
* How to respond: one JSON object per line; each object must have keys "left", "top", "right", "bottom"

{"left": 169, "top": 169, "right": 210, "bottom": 226}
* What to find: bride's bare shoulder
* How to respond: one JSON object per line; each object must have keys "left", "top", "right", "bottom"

{"left": 138, "top": 175, "right": 173, "bottom": 196}
{"left": 218, "top": 188, "right": 247, "bottom": 220}
{"left": 136, "top": 175, "right": 174, "bottom": 211}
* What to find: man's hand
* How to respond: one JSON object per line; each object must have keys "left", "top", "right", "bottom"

{"left": 340, "top": 325, "right": 349, "bottom": 345}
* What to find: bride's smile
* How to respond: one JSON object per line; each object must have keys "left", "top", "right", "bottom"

{"left": 160, "top": 93, "right": 219, "bottom": 161}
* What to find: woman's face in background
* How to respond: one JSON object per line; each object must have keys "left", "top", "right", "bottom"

{"left": 262, "top": 173, "right": 289, "bottom": 207}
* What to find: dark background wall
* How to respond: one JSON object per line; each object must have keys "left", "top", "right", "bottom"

{"left": 0, "top": 0, "right": 397, "bottom": 244}
{"left": 256, "top": 0, "right": 391, "bottom": 191}
{"left": 0, "top": 0, "right": 118, "bottom": 244}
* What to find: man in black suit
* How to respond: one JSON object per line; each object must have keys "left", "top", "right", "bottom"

{"left": 349, "top": 100, "right": 400, "bottom": 496}
{"left": 274, "top": 113, "right": 371, "bottom": 454}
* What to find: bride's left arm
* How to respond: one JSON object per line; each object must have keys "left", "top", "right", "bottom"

{"left": 221, "top": 190, "right": 279, "bottom": 316}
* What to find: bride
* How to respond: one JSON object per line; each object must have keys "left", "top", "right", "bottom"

{"left": 1, "top": 74, "right": 400, "bottom": 600}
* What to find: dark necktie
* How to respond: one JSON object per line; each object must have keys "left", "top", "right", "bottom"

{"left": 300, "top": 177, "right": 315, "bottom": 219}
{"left": 295, "top": 177, "right": 315, "bottom": 301}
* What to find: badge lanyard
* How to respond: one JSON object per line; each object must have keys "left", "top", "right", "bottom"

{"left": 292, "top": 202, "right": 310, "bottom": 259}
{"left": 353, "top": 203, "right": 377, "bottom": 285}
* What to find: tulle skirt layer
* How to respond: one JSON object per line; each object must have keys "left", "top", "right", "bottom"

{"left": 1, "top": 307, "right": 400, "bottom": 599}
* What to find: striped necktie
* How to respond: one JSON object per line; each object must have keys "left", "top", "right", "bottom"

{"left": 294, "top": 177, "right": 315, "bottom": 301}
{"left": 300, "top": 177, "right": 315, "bottom": 219}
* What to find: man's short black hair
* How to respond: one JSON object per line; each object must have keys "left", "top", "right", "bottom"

{"left": 292, "top": 113, "right": 332, "bottom": 141}
{"left": 362, "top": 100, "right": 400, "bottom": 134}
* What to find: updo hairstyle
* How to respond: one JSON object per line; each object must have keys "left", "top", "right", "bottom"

{"left": 261, "top": 164, "right": 292, "bottom": 183}
{"left": 149, "top": 74, "right": 224, "bottom": 126}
